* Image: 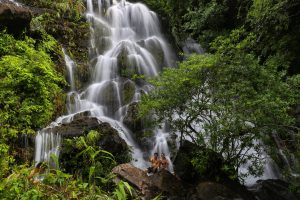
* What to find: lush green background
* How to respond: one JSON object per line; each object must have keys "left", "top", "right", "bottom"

{"left": 140, "top": 0, "right": 300, "bottom": 187}
{"left": 0, "top": 0, "right": 300, "bottom": 199}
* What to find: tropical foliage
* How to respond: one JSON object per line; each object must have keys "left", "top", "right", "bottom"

{"left": 140, "top": 0, "right": 300, "bottom": 181}
{"left": 1, "top": 0, "right": 300, "bottom": 198}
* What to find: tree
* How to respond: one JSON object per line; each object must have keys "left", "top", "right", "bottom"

{"left": 141, "top": 29, "right": 300, "bottom": 180}
{"left": 0, "top": 32, "right": 65, "bottom": 135}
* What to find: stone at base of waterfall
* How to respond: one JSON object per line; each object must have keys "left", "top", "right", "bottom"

{"left": 0, "top": 2, "right": 32, "bottom": 34}
{"left": 173, "top": 140, "right": 224, "bottom": 183}
{"left": 46, "top": 111, "right": 108, "bottom": 137}
{"left": 112, "top": 164, "right": 254, "bottom": 200}
{"left": 248, "top": 179, "right": 299, "bottom": 200}
{"left": 112, "top": 163, "right": 186, "bottom": 199}
{"left": 187, "top": 182, "right": 244, "bottom": 200}
{"left": 98, "top": 129, "right": 128, "bottom": 155}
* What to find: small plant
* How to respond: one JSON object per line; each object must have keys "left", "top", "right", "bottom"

{"left": 109, "top": 181, "right": 133, "bottom": 200}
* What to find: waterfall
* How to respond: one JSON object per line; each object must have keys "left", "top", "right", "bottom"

{"left": 63, "top": 49, "right": 76, "bottom": 91}
{"left": 83, "top": 0, "right": 175, "bottom": 169}
{"left": 35, "top": 0, "right": 176, "bottom": 170}
{"left": 34, "top": 131, "right": 61, "bottom": 168}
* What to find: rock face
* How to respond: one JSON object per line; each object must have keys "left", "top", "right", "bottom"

{"left": 123, "top": 102, "right": 154, "bottom": 151}
{"left": 98, "top": 126, "right": 128, "bottom": 155}
{"left": 44, "top": 111, "right": 104, "bottom": 137}
{"left": 173, "top": 140, "right": 224, "bottom": 182}
{"left": 46, "top": 111, "right": 128, "bottom": 155}
{"left": 249, "top": 179, "right": 299, "bottom": 200}
{"left": 188, "top": 181, "right": 243, "bottom": 200}
{"left": 58, "top": 112, "right": 130, "bottom": 175}
{"left": 0, "top": 2, "right": 32, "bottom": 34}
{"left": 112, "top": 164, "right": 256, "bottom": 200}
{"left": 173, "top": 140, "right": 200, "bottom": 182}
{"left": 112, "top": 163, "right": 186, "bottom": 200}
{"left": 123, "top": 102, "right": 143, "bottom": 134}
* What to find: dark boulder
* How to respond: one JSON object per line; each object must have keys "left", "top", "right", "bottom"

{"left": 121, "top": 80, "right": 135, "bottom": 105}
{"left": 173, "top": 140, "right": 200, "bottom": 182}
{"left": 46, "top": 111, "right": 129, "bottom": 157}
{"left": 249, "top": 179, "right": 299, "bottom": 200}
{"left": 98, "top": 123, "right": 128, "bottom": 155}
{"left": 59, "top": 112, "right": 131, "bottom": 176}
{"left": 187, "top": 181, "right": 243, "bottom": 200}
{"left": 112, "top": 163, "right": 256, "bottom": 200}
{"left": 0, "top": 2, "right": 32, "bottom": 34}
{"left": 173, "top": 140, "right": 255, "bottom": 200}
{"left": 45, "top": 111, "right": 101, "bottom": 137}
{"left": 149, "top": 170, "right": 187, "bottom": 200}
{"left": 173, "top": 140, "right": 224, "bottom": 182}
{"left": 123, "top": 102, "right": 154, "bottom": 151}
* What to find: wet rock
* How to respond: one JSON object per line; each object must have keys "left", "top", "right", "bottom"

{"left": 117, "top": 46, "right": 133, "bottom": 78}
{"left": 122, "top": 80, "right": 135, "bottom": 105}
{"left": 12, "top": 134, "right": 34, "bottom": 164}
{"left": 138, "top": 37, "right": 164, "bottom": 69}
{"left": 98, "top": 123, "right": 128, "bottom": 155}
{"left": 46, "top": 112, "right": 129, "bottom": 157}
{"left": 99, "top": 81, "right": 120, "bottom": 116}
{"left": 123, "top": 102, "right": 143, "bottom": 133}
{"left": 123, "top": 102, "right": 153, "bottom": 151}
{"left": 46, "top": 112, "right": 100, "bottom": 137}
{"left": 0, "top": 2, "right": 32, "bottom": 34}
{"left": 93, "top": 20, "right": 112, "bottom": 54}
{"left": 45, "top": 111, "right": 122, "bottom": 138}
{"left": 249, "top": 179, "right": 299, "bottom": 200}
{"left": 149, "top": 170, "right": 187, "bottom": 199}
{"left": 182, "top": 38, "right": 204, "bottom": 57}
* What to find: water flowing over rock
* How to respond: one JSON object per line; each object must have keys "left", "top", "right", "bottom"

{"left": 182, "top": 37, "right": 204, "bottom": 56}
{"left": 35, "top": 0, "right": 176, "bottom": 170}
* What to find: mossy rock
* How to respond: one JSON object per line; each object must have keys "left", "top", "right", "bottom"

{"left": 99, "top": 81, "right": 121, "bottom": 116}
{"left": 123, "top": 102, "right": 142, "bottom": 129}
{"left": 117, "top": 46, "right": 139, "bottom": 78}
{"left": 59, "top": 121, "right": 131, "bottom": 182}
{"left": 122, "top": 80, "right": 136, "bottom": 105}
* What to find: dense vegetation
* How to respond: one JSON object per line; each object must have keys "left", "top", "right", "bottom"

{"left": 0, "top": 31, "right": 66, "bottom": 179}
{"left": 0, "top": 0, "right": 300, "bottom": 199}
{"left": 0, "top": 0, "right": 132, "bottom": 199}
{"left": 140, "top": 0, "right": 300, "bottom": 185}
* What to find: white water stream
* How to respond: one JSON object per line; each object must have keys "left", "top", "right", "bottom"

{"left": 35, "top": 0, "right": 175, "bottom": 171}
{"left": 33, "top": 0, "right": 285, "bottom": 185}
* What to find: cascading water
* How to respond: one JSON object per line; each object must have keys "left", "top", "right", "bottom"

{"left": 63, "top": 48, "right": 76, "bottom": 92}
{"left": 35, "top": 131, "right": 61, "bottom": 168}
{"left": 35, "top": 0, "right": 175, "bottom": 171}
{"left": 84, "top": 0, "right": 175, "bottom": 169}
{"left": 33, "top": 0, "right": 283, "bottom": 184}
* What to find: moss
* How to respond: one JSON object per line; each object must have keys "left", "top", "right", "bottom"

{"left": 117, "top": 47, "right": 130, "bottom": 76}
{"left": 28, "top": 3, "right": 90, "bottom": 90}
{"left": 122, "top": 80, "right": 136, "bottom": 105}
